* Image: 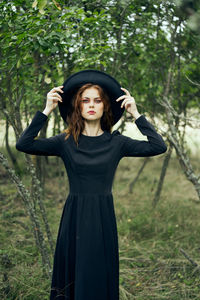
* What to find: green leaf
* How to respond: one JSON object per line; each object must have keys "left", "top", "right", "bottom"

{"left": 38, "top": 74, "right": 43, "bottom": 82}
{"left": 38, "top": 0, "right": 47, "bottom": 11}
{"left": 39, "top": 8, "right": 45, "bottom": 14}
{"left": 17, "top": 59, "right": 21, "bottom": 69}
{"left": 32, "top": 0, "right": 38, "bottom": 8}
{"left": 52, "top": 0, "right": 62, "bottom": 10}
{"left": 44, "top": 77, "right": 51, "bottom": 84}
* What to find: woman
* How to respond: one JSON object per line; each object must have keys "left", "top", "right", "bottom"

{"left": 16, "top": 69, "right": 167, "bottom": 300}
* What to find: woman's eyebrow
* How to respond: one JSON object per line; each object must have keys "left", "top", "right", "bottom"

{"left": 82, "top": 97, "right": 101, "bottom": 99}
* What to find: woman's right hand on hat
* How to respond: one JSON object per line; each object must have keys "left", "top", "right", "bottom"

{"left": 44, "top": 86, "right": 64, "bottom": 114}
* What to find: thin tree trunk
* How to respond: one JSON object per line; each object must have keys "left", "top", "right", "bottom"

{"left": 129, "top": 157, "right": 150, "bottom": 193}
{"left": 6, "top": 100, "right": 55, "bottom": 261}
{"left": 5, "top": 119, "right": 21, "bottom": 174}
{"left": 30, "top": 158, "right": 55, "bottom": 256}
{"left": 161, "top": 61, "right": 200, "bottom": 200}
{"left": 158, "top": 18, "right": 200, "bottom": 200}
{"left": 152, "top": 142, "right": 173, "bottom": 208}
{"left": 14, "top": 100, "right": 55, "bottom": 256}
{"left": 167, "top": 125, "right": 200, "bottom": 199}
{"left": 0, "top": 152, "right": 52, "bottom": 279}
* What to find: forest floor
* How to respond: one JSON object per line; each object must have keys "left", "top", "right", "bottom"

{"left": 0, "top": 147, "right": 200, "bottom": 300}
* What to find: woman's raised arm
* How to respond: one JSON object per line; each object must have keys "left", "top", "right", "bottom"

{"left": 115, "top": 87, "right": 167, "bottom": 158}
{"left": 15, "top": 111, "right": 64, "bottom": 157}
{"left": 117, "top": 114, "right": 167, "bottom": 158}
{"left": 16, "top": 85, "right": 65, "bottom": 156}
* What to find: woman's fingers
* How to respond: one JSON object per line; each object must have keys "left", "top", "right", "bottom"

{"left": 116, "top": 95, "right": 130, "bottom": 102}
{"left": 52, "top": 91, "right": 63, "bottom": 99}
{"left": 52, "top": 86, "right": 64, "bottom": 93}
{"left": 45, "top": 86, "right": 64, "bottom": 111}
{"left": 116, "top": 87, "right": 134, "bottom": 107}
{"left": 121, "top": 99, "right": 133, "bottom": 108}
{"left": 47, "top": 91, "right": 63, "bottom": 102}
{"left": 49, "top": 95, "right": 63, "bottom": 102}
{"left": 120, "top": 87, "right": 131, "bottom": 96}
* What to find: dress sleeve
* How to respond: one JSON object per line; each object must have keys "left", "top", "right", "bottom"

{"left": 116, "top": 114, "right": 167, "bottom": 158}
{"left": 16, "top": 110, "right": 64, "bottom": 157}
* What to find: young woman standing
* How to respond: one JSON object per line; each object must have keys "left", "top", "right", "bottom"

{"left": 16, "top": 70, "right": 167, "bottom": 300}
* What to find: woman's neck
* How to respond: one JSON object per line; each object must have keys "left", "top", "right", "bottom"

{"left": 82, "top": 128, "right": 104, "bottom": 136}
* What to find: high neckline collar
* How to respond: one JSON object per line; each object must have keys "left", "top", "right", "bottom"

{"left": 80, "top": 131, "right": 106, "bottom": 138}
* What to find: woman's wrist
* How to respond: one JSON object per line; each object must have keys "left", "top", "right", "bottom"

{"left": 131, "top": 111, "right": 141, "bottom": 121}
{"left": 42, "top": 107, "right": 52, "bottom": 116}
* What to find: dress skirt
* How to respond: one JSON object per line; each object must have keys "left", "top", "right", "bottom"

{"left": 50, "top": 192, "right": 119, "bottom": 300}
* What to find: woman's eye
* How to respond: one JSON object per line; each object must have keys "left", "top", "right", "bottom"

{"left": 81, "top": 99, "right": 102, "bottom": 103}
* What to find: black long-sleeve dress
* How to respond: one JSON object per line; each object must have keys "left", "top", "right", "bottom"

{"left": 16, "top": 110, "right": 167, "bottom": 300}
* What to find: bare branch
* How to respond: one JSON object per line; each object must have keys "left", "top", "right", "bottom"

{"left": 180, "top": 248, "right": 200, "bottom": 274}
{"left": 185, "top": 74, "right": 200, "bottom": 87}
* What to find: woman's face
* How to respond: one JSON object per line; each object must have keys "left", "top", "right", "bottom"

{"left": 80, "top": 87, "right": 104, "bottom": 122}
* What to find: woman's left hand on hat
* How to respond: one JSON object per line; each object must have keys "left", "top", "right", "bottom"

{"left": 116, "top": 87, "right": 140, "bottom": 117}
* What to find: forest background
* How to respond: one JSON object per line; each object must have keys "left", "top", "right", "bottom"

{"left": 0, "top": 0, "right": 200, "bottom": 299}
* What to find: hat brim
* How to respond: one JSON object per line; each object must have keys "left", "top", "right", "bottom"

{"left": 58, "top": 69, "right": 126, "bottom": 125}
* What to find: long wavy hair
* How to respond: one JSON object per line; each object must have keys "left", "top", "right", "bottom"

{"left": 61, "top": 83, "right": 114, "bottom": 147}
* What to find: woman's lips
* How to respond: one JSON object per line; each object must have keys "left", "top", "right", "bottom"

{"left": 88, "top": 111, "right": 96, "bottom": 114}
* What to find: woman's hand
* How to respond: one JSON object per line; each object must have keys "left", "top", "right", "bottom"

{"left": 44, "top": 86, "right": 64, "bottom": 115}
{"left": 116, "top": 87, "right": 141, "bottom": 120}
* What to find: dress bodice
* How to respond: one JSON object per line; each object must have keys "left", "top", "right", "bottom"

{"left": 16, "top": 110, "right": 167, "bottom": 195}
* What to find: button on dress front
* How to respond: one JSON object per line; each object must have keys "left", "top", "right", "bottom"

{"left": 15, "top": 111, "right": 167, "bottom": 300}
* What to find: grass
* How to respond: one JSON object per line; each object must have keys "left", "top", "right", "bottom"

{"left": 1, "top": 148, "right": 200, "bottom": 299}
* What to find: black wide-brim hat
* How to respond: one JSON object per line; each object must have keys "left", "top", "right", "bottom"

{"left": 58, "top": 69, "right": 126, "bottom": 126}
